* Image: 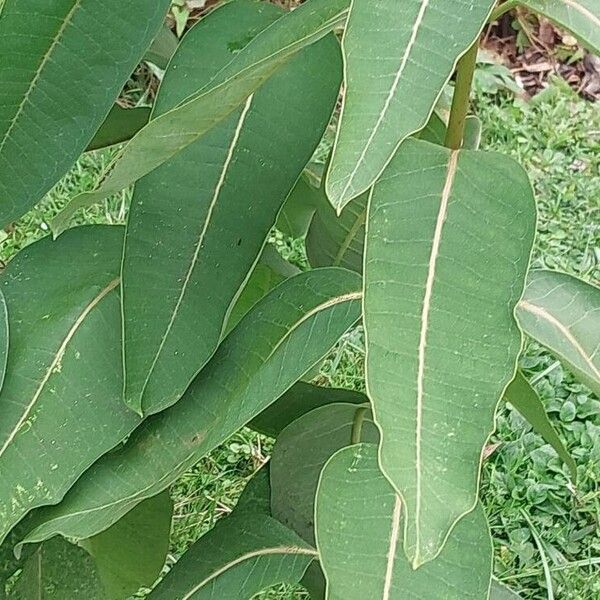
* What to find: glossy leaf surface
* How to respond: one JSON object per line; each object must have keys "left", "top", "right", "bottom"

{"left": 315, "top": 444, "right": 493, "bottom": 599}
{"left": 0, "top": 0, "right": 170, "bottom": 225}
{"left": 364, "top": 138, "right": 535, "bottom": 566}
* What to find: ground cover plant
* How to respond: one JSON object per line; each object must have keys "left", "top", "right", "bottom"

{"left": 0, "top": 0, "right": 598, "bottom": 598}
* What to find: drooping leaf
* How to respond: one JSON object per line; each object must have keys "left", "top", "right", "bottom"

{"left": 250, "top": 382, "right": 366, "bottom": 438}
{"left": 51, "top": 0, "right": 351, "bottom": 222}
{"left": 120, "top": 1, "right": 342, "bottom": 415}
{"left": 0, "top": 226, "right": 141, "bottom": 546}
{"left": 21, "top": 268, "right": 361, "bottom": 544}
{"left": 277, "top": 175, "right": 323, "bottom": 238}
{"left": 517, "top": 270, "right": 600, "bottom": 397}
{"left": 80, "top": 492, "right": 173, "bottom": 599}
{"left": 0, "top": 0, "right": 171, "bottom": 226}
{"left": 325, "top": 0, "right": 496, "bottom": 210}
{"left": 315, "top": 444, "right": 493, "bottom": 599}
{"left": 8, "top": 537, "right": 105, "bottom": 599}
{"left": 226, "top": 245, "right": 301, "bottom": 334}
{"left": 0, "top": 290, "right": 7, "bottom": 394}
{"left": 86, "top": 106, "right": 152, "bottom": 152}
{"left": 144, "top": 24, "right": 179, "bottom": 69}
{"left": 306, "top": 188, "right": 368, "bottom": 273}
{"left": 364, "top": 137, "right": 535, "bottom": 567}
{"left": 520, "top": 0, "right": 600, "bottom": 54}
{"left": 490, "top": 579, "right": 523, "bottom": 599}
{"left": 504, "top": 372, "right": 577, "bottom": 481}
{"left": 271, "top": 403, "right": 377, "bottom": 544}
{"left": 148, "top": 515, "right": 315, "bottom": 600}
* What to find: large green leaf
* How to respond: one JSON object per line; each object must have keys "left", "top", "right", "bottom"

{"left": 20, "top": 268, "right": 361, "bottom": 544}
{"left": 325, "top": 0, "right": 496, "bottom": 210}
{"left": 276, "top": 174, "right": 322, "bottom": 239}
{"left": 250, "top": 382, "right": 366, "bottom": 438}
{"left": 52, "top": 0, "right": 351, "bottom": 221}
{"left": 235, "top": 465, "right": 272, "bottom": 516}
{"left": 271, "top": 403, "right": 377, "bottom": 545}
{"left": 86, "top": 106, "right": 152, "bottom": 152}
{"left": 521, "top": 0, "right": 600, "bottom": 54}
{"left": 121, "top": 1, "right": 342, "bottom": 415}
{"left": 0, "top": 226, "right": 141, "bottom": 546}
{"left": 0, "top": 0, "right": 170, "bottom": 226}
{"left": 517, "top": 270, "right": 600, "bottom": 397}
{"left": 505, "top": 372, "right": 577, "bottom": 481}
{"left": 364, "top": 137, "right": 535, "bottom": 567}
{"left": 148, "top": 515, "right": 315, "bottom": 600}
{"left": 80, "top": 492, "right": 173, "bottom": 599}
{"left": 8, "top": 537, "right": 105, "bottom": 599}
{"left": 315, "top": 444, "right": 493, "bottom": 599}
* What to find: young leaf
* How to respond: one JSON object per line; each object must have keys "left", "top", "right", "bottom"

{"left": 504, "top": 372, "right": 577, "bottom": 481}
{"left": 8, "top": 537, "right": 105, "bottom": 599}
{"left": 325, "top": 0, "right": 496, "bottom": 210}
{"left": 306, "top": 188, "right": 368, "bottom": 273}
{"left": 0, "top": 226, "right": 141, "bottom": 546}
{"left": 520, "top": 0, "right": 599, "bottom": 54}
{"left": 315, "top": 444, "right": 493, "bottom": 599}
{"left": 517, "top": 270, "right": 600, "bottom": 397}
{"left": 20, "top": 268, "right": 361, "bottom": 545}
{"left": 0, "top": 0, "right": 171, "bottom": 226}
{"left": 80, "top": 492, "right": 173, "bottom": 599}
{"left": 250, "top": 382, "right": 366, "bottom": 438}
{"left": 364, "top": 138, "right": 536, "bottom": 567}
{"left": 148, "top": 515, "right": 315, "bottom": 599}
{"left": 271, "top": 403, "right": 378, "bottom": 544}
{"left": 51, "top": 0, "right": 351, "bottom": 221}
{"left": 120, "top": 1, "right": 342, "bottom": 415}
{"left": 86, "top": 106, "right": 152, "bottom": 152}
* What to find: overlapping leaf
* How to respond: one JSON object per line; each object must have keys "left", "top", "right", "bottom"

{"left": 0, "top": 226, "right": 141, "bottom": 546}
{"left": 277, "top": 175, "right": 322, "bottom": 238}
{"left": 52, "top": 0, "right": 351, "bottom": 221}
{"left": 0, "top": 0, "right": 170, "bottom": 226}
{"left": 325, "top": 0, "right": 496, "bottom": 210}
{"left": 364, "top": 138, "right": 536, "bottom": 566}
{"left": 86, "top": 106, "right": 151, "bottom": 152}
{"left": 20, "top": 268, "right": 361, "bottom": 544}
{"left": 517, "top": 270, "right": 600, "bottom": 397}
{"left": 121, "top": 0, "right": 342, "bottom": 414}
{"left": 521, "top": 0, "right": 600, "bottom": 54}
{"left": 315, "top": 444, "right": 493, "bottom": 599}
{"left": 148, "top": 515, "right": 315, "bottom": 599}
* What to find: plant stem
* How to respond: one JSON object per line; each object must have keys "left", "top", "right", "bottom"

{"left": 350, "top": 406, "right": 368, "bottom": 445}
{"left": 444, "top": 42, "right": 478, "bottom": 150}
{"left": 489, "top": 0, "right": 519, "bottom": 23}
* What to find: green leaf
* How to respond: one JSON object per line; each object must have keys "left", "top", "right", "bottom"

{"left": 517, "top": 270, "right": 600, "bottom": 397}
{"left": 315, "top": 444, "right": 493, "bottom": 599}
{"left": 271, "top": 403, "right": 377, "bottom": 544}
{"left": 226, "top": 245, "right": 300, "bottom": 334}
{"left": 21, "top": 268, "right": 361, "bottom": 544}
{"left": 236, "top": 466, "right": 271, "bottom": 516}
{"left": 148, "top": 515, "right": 315, "bottom": 600}
{"left": 86, "top": 106, "right": 152, "bottom": 152}
{"left": 80, "top": 492, "right": 173, "bottom": 599}
{"left": 52, "top": 0, "right": 351, "bottom": 221}
{"left": 277, "top": 175, "right": 322, "bottom": 238}
{"left": 306, "top": 187, "right": 368, "bottom": 273}
{"left": 120, "top": 1, "right": 342, "bottom": 415}
{"left": 420, "top": 113, "right": 482, "bottom": 150}
{"left": 364, "top": 138, "right": 536, "bottom": 567}
{"left": 8, "top": 537, "right": 105, "bottom": 599}
{"left": 0, "top": 0, "right": 171, "bottom": 226}
{"left": 325, "top": 0, "right": 496, "bottom": 210}
{"left": 250, "top": 382, "right": 366, "bottom": 438}
{"left": 520, "top": 0, "right": 600, "bottom": 54}
{"left": 504, "top": 372, "right": 577, "bottom": 481}
{"left": 145, "top": 24, "right": 179, "bottom": 69}
{"left": 0, "top": 290, "right": 7, "bottom": 394}
{"left": 0, "top": 226, "right": 141, "bottom": 546}
{"left": 490, "top": 579, "right": 523, "bottom": 599}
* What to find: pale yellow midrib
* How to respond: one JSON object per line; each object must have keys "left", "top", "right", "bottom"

{"left": 0, "top": 277, "right": 119, "bottom": 459}
{"left": 562, "top": 0, "right": 600, "bottom": 28}
{"left": 382, "top": 496, "right": 402, "bottom": 599}
{"left": 0, "top": 0, "right": 84, "bottom": 156}
{"left": 414, "top": 150, "right": 459, "bottom": 560}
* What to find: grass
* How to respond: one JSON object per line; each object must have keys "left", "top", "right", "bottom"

{"left": 2, "top": 79, "right": 598, "bottom": 599}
